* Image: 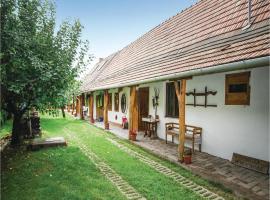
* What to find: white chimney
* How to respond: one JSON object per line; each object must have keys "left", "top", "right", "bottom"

{"left": 242, "top": 0, "right": 252, "bottom": 30}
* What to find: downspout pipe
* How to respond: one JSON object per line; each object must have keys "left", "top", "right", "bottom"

{"left": 84, "top": 56, "right": 269, "bottom": 92}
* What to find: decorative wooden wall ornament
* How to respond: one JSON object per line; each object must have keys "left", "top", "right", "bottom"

{"left": 89, "top": 93, "right": 94, "bottom": 123}
{"left": 186, "top": 87, "right": 217, "bottom": 107}
{"left": 103, "top": 90, "right": 109, "bottom": 129}
{"left": 152, "top": 88, "right": 160, "bottom": 119}
{"left": 174, "top": 79, "right": 186, "bottom": 162}
{"left": 129, "top": 86, "right": 138, "bottom": 139}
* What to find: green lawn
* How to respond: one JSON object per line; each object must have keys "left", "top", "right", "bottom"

{"left": 1, "top": 114, "right": 237, "bottom": 200}
{"left": 0, "top": 120, "right": 12, "bottom": 138}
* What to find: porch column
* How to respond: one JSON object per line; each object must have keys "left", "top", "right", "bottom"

{"left": 72, "top": 94, "right": 75, "bottom": 115}
{"left": 89, "top": 93, "right": 94, "bottom": 123}
{"left": 128, "top": 86, "right": 138, "bottom": 139}
{"left": 174, "top": 79, "right": 186, "bottom": 162}
{"left": 75, "top": 96, "right": 79, "bottom": 117}
{"left": 103, "top": 90, "right": 109, "bottom": 129}
{"left": 80, "top": 94, "right": 85, "bottom": 120}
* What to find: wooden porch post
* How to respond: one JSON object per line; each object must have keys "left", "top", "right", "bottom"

{"left": 89, "top": 93, "right": 94, "bottom": 123}
{"left": 129, "top": 86, "right": 138, "bottom": 139}
{"left": 72, "top": 94, "right": 75, "bottom": 115}
{"left": 67, "top": 104, "right": 70, "bottom": 112}
{"left": 75, "top": 96, "right": 79, "bottom": 117}
{"left": 80, "top": 94, "right": 85, "bottom": 120}
{"left": 174, "top": 79, "right": 186, "bottom": 162}
{"left": 104, "top": 90, "right": 109, "bottom": 129}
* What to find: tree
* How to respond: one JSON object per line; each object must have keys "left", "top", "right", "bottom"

{"left": 56, "top": 80, "right": 81, "bottom": 118}
{"left": 0, "top": 0, "right": 91, "bottom": 145}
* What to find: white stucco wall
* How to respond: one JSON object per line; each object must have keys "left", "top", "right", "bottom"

{"left": 185, "top": 66, "right": 269, "bottom": 161}
{"left": 107, "top": 87, "right": 130, "bottom": 125}
{"left": 94, "top": 66, "right": 269, "bottom": 161}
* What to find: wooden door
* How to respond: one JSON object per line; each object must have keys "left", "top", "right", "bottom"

{"left": 96, "top": 95, "right": 104, "bottom": 119}
{"left": 138, "top": 87, "right": 149, "bottom": 131}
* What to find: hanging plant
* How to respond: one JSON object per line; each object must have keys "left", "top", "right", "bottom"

{"left": 121, "top": 93, "right": 127, "bottom": 113}
{"left": 97, "top": 95, "right": 103, "bottom": 108}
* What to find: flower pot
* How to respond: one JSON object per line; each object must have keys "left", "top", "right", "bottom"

{"left": 130, "top": 134, "right": 137, "bottom": 141}
{"left": 105, "top": 123, "right": 109, "bottom": 130}
{"left": 184, "top": 155, "right": 192, "bottom": 164}
{"left": 129, "top": 131, "right": 137, "bottom": 141}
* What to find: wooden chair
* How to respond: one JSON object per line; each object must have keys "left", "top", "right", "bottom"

{"left": 165, "top": 123, "right": 202, "bottom": 152}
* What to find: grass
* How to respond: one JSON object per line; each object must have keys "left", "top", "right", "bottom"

{"left": 1, "top": 114, "right": 237, "bottom": 200}
{"left": 0, "top": 120, "right": 12, "bottom": 138}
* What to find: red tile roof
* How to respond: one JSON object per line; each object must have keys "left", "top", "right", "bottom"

{"left": 81, "top": 0, "right": 269, "bottom": 92}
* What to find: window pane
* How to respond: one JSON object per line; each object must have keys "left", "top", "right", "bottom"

{"left": 229, "top": 84, "right": 247, "bottom": 93}
{"left": 166, "top": 82, "right": 179, "bottom": 117}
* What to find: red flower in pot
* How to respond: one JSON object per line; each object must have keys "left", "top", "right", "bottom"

{"left": 184, "top": 149, "right": 192, "bottom": 164}
{"left": 129, "top": 131, "right": 137, "bottom": 141}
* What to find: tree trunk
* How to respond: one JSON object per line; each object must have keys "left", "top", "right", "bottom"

{"left": 11, "top": 114, "right": 25, "bottom": 146}
{"left": 61, "top": 106, "right": 66, "bottom": 118}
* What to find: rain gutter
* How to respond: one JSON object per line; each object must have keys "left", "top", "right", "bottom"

{"left": 84, "top": 56, "right": 269, "bottom": 92}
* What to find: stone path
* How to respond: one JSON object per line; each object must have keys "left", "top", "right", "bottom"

{"left": 66, "top": 132, "right": 146, "bottom": 200}
{"left": 85, "top": 120, "right": 270, "bottom": 199}
{"left": 133, "top": 137, "right": 269, "bottom": 200}
{"left": 94, "top": 120, "right": 269, "bottom": 200}
{"left": 107, "top": 138, "right": 225, "bottom": 200}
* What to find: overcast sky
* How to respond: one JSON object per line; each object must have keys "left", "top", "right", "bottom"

{"left": 55, "top": 0, "right": 197, "bottom": 73}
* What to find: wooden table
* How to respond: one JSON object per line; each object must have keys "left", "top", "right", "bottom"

{"left": 142, "top": 118, "right": 159, "bottom": 139}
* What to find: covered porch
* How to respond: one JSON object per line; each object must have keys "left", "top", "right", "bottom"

{"left": 92, "top": 120, "right": 269, "bottom": 200}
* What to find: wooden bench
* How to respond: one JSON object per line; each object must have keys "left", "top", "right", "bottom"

{"left": 165, "top": 123, "right": 202, "bottom": 152}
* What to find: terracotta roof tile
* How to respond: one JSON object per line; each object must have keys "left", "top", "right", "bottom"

{"left": 81, "top": 0, "right": 270, "bottom": 92}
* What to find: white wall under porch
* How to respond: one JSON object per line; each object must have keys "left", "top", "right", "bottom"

{"left": 91, "top": 66, "right": 269, "bottom": 161}
{"left": 185, "top": 66, "right": 269, "bottom": 161}
{"left": 142, "top": 66, "right": 269, "bottom": 161}
{"left": 107, "top": 87, "right": 130, "bottom": 125}
{"left": 92, "top": 88, "right": 130, "bottom": 125}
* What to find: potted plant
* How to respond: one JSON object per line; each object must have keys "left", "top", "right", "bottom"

{"left": 184, "top": 149, "right": 192, "bottom": 164}
{"left": 129, "top": 131, "right": 137, "bottom": 141}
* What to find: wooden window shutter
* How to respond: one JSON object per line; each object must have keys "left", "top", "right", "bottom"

{"left": 165, "top": 82, "right": 179, "bottom": 117}
{"left": 114, "top": 93, "right": 119, "bottom": 111}
{"left": 108, "top": 93, "right": 112, "bottom": 111}
{"left": 225, "top": 72, "right": 250, "bottom": 105}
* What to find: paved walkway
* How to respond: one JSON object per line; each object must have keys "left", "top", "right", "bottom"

{"left": 91, "top": 121, "right": 269, "bottom": 200}
{"left": 107, "top": 137, "right": 225, "bottom": 200}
